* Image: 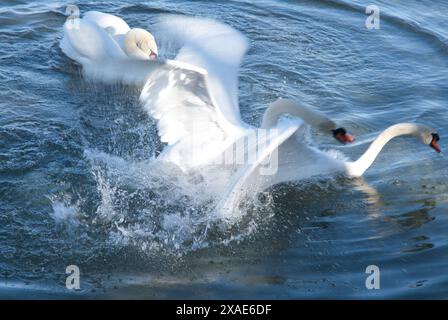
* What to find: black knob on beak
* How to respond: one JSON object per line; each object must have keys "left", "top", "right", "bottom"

{"left": 430, "top": 133, "right": 441, "bottom": 153}
{"left": 431, "top": 133, "right": 440, "bottom": 142}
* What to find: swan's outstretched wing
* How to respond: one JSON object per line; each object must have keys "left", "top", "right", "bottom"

{"left": 140, "top": 60, "right": 247, "bottom": 170}
{"left": 216, "top": 120, "right": 345, "bottom": 220}
{"left": 140, "top": 15, "right": 250, "bottom": 170}
{"left": 154, "top": 15, "right": 249, "bottom": 125}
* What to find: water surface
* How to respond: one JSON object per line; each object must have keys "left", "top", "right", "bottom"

{"left": 0, "top": 0, "right": 447, "bottom": 299}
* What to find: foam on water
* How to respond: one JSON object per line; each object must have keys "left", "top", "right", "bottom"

{"left": 78, "top": 146, "right": 275, "bottom": 257}
{"left": 49, "top": 201, "right": 80, "bottom": 227}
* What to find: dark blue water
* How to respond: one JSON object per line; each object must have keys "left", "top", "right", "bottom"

{"left": 0, "top": 0, "right": 447, "bottom": 299}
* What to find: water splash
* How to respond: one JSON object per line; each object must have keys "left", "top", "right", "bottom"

{"left": 79, "top": 147, "right": 272, "bottom": 257}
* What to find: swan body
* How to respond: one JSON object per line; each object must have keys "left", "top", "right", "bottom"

{"left": 62, "top": 11, "right": 157, "bottom": 61}
{"left": 60, "top": 11, "right": 205, "bottom": 84}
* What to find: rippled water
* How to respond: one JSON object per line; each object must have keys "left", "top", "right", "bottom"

{"left": 0, "top": 0, "right": 447, "bottom": 299}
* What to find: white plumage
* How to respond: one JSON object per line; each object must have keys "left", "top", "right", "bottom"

{"left": 61, "top": 12, "right": 441, "bottom": 219}
{"left": 60, "top": 11, "right": 199, "bottom": 84}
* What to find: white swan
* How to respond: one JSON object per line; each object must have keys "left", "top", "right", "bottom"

{"left": 60, "top": 11, "right": 205, "bottom": 84}
{"left": 137, "top": 16, "right": 441, "bottom": 217}
{"left": 218, "top": 121, "right": 441, "bottom": 217}
{"left": 139, "top": 16, "right": 353, "bottom": 172}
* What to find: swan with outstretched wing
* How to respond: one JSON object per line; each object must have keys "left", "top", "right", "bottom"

{"left": 60, "top": 13, "right": 441, "bottom": 218}
{"left": 139, "top": 16, "right": 441, "bottom": 218}
{"left": 140, "top": 16, "right": 354, "bottom": 172}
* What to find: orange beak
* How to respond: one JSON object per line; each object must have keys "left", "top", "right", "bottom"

{"left": 430, "top": 133, "right": 441, "bottom": 153}
{"left": 333, "top": 128, "right": 355, "bottom": 144}
{"left": 340, "top": 133, "right": 355, "bottom": 143}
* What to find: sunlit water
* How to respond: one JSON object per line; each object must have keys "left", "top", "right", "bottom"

{"left": 0, "top": 0, "right": 447, "bottom": 299}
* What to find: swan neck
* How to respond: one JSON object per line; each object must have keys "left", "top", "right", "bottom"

{"left": 349, "top": 123, "right": 422, "bottom": 176}
{"left": 261, "top": 99, "right": 336, "bottom": 131}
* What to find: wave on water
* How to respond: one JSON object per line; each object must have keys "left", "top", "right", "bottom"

{"left": 316, "top": 0, "right": 448, "bottom": 51}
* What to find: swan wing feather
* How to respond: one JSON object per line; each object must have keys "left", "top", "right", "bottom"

{"left": 140, "top": 15, "right": 249, "bottom": 170}
{"left": 140, "top": 62, "right": 246, "bottom": 170}
{"left": 153, "top": 15, "right": 249, "bottom": 126}
{"left": 217, "top": 120, "right": 345, "bottom": 219}
{"left": 216, "top": 121, "right": 303, "bottom": 219}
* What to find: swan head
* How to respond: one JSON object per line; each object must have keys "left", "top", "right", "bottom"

{"left": 407, "top": 124, "right": 441, "bottom": 153}
{"left": 332, "top": 127, "right": 355, "bottom": 144}
{"left": 424, "top": 132, "right": 442, "bottom": 153}
{"left": 430, "top": 133, "right": 442, "bottom": 153}
{"left": 123, "top": 28, "right": 158, "bottom": 61}
{"left": 411, "top": 124, "right": 441, "bottom": 153}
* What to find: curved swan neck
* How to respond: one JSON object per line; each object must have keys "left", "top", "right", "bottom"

{"left": 348, "top": 123, "right": 424, "bottom": 176}
{"left": 261, "top": 99, "right": 336, "bottom": 131}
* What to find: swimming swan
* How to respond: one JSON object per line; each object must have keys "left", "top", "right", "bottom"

{"left": 218, "top": 122, "right": 442, "bottom": 217}
{"left": 60, "top": 11, "right": 203, "bottom": 84}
